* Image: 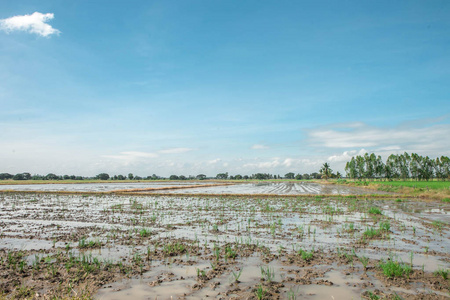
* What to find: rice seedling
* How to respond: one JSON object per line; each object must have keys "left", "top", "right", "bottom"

{"left": 379, "top": 259, "right": 412, "bottom": 279}
{"left": 363, "top": 227, "right": 381, "bottom": 239}
{"left": 78, "top": 238, "right": 101, "bottom": 249}
{"left": 139, "top": 228, "right": 152, "bottom": 237}
{"left": 297, "top": 248, "right": 314, "bottom": 262}
{"left": 255, "top": 284, "right": 266, "bottom": 300}
{"left": 368, "top": 207, "right": 382, "bottom": 215}
{"left": 365, "top": 291, "right": 380, "bottom": 300}
{"left": 379, "top": 221, "right": 391, "bottom": 232}
{"left": 359, "top": 256, "right": 369, "bottom": 270}
{"left": 260, "top": 265, "right": 275, "bottom": 282}
{"left": 230, "top": 268, "right": 243, "bottom": 283}
{"left": 431, "top": 220, "right": 444, "bottom": 231}
{"left": 434, "top": 268, "right": 448, "bottom": 280}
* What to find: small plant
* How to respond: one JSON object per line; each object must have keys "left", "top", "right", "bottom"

{"left": 365, "top": 291, "right": 380, "bottom": 300}
{"left": 139, "top": 228, "right": 152, "bottom": 237}
{"left": 379, "top": 260, "right": 412, "bottom": 279}
{"left": 78, "top": 237, "right": 101, "bottom": 249}
{"left": 363, "top": 227, "right": 381, "bottom": 239}
{"left": 255, "top": 284, "right": 266, "bottom": 300}
{"left": 287, "top": 287, "right": 297, "bottom": 300}
{"left": 196, "top": 268, "right": 207, "bottom": 279}
{"left": 379, "top": 221, "right": 390, "bottom": 232}
{"left": 359, "top": 256, "right": 369, "bottom": 270}
{"left": 432, "top": 220, "right": 443, "bottom": 231}
{"left": 225, "top": 246, "right": 237, "bottom": 259}
{"left": 434, "top": 268, "right": 448, "bottom": 280}
{"left": 392, "top": 293, "right": 403, "bottom": 300}
{"left": 260, "top": 265, "right": 275, "bottom": 282}
{"left": 368, "top": 207, "right": 382, "bottom": 215}
{"left": 230, "top": 268, "right": 243, "bottom": 283}
{"left": 297, "top": 248, "right": 313, "bottom": 262}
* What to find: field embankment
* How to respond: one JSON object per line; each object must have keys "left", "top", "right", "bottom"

{"left": 334, "top": 179, "right": 450, "bottom": 201}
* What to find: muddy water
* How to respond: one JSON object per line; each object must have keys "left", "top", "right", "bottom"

{"left": 0, "top": 181, "right": 392, "bottom": 195}
{"left": 144, "top": 181, "right": 393, "bottom": 195}
{"left": 0, "top": 181, "right": 210, "bottom": 192}
{"left": 0, "top": 192, "right": 448, "bottom": 299}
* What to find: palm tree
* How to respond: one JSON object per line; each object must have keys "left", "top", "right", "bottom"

{"left": 320, "top": 162, "right": 332, "bottom": 180}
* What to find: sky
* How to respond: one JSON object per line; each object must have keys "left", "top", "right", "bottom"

{"left": 0, "top": 1, "right": 449, "bottom": 177}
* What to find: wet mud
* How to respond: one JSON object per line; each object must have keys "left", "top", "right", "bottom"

{"left": 0, "top": 190, "right": 448, "bottom": 299}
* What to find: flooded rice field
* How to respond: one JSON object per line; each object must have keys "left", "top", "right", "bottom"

{"left": 0, "top": 192, "right": 448, "bottom": 299}
{"left": 0, "top": 181, "right": 211, "bottom": 192}
{"left": 0, "top": 181, "right": 391, "bottom": 196}
{"left": 141, "top": 181, "right": 392, "bottom": 195}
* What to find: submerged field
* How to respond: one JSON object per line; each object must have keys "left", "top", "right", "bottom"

{"left": 0, "top": 186, "right": 449, "bottom": 299}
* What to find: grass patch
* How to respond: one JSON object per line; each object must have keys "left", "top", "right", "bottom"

{"left": 375, "top": 181, "right": 450, "bottom": 190}
{"left": 379, "top": 260, "right": 412, "bottom": 279}
{"left": 78, "top": 238, "right": 102, "bottom": 249}
{"left": 434, "top": 268, "right": 448, "bottom": 280}
{"left": 368, "top": 207, "right": 382, "bottom": 215}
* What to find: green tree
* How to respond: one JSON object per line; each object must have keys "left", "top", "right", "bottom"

{"left": 284, "top": 172, "right": 295, "bottom": 179}
{"left": 128, "top": 173, "right": 134, "bottom": 180}
{"left": 345, "top": 157, "right": 358, "bottom": 179}
{"left": 319, "top": 163, "right": 332, "bottom": 180}
{"left": 0, "top": 173, "right": 13, "bottom": 180}
{"left": 216, "top": 172, "right": 228, "bottom": 180}
{"left": 96, "top": 173, "right": 110, "bottom": 180}
{"left": 196, "top": 174, "right": 206, "bottom": 180}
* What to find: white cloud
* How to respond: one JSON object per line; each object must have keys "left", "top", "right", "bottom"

{"left": 327, "top": 149, "right": 368, "bottom": 163}
{"left": 158, "top": 147, "right": 193, "bottom": 154}
{"left": 0, "top": 12, "right": 60, "bottom": 37}
{"left": 243, "top": 157, "right": 320, "bottom": 171}
{"left": 307, "top": 120, "right": 450, "bottom": 153}
{"left": 251, "top": 144, "right": 269, "bottom": 150}
{"left": 207, "top": 158, "right": 222, "bottom": 164}
{"left": 103, "top": 151, "right": 158, "bottom": 161}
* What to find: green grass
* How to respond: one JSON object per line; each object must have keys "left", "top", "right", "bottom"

{"left": 375, "top": 181, "right": 450, "bottom": 190}
{"left": 78, "top": 238, "right": 102, "bottom": 249}
{"left": 434, "top": 268, "right": 448, "bottom": 280}
{"left": 379, "top": 260, "right": 412, "bottom": 278}
{"left": 368, "top": 207, "right": 382, "bottom": 215}
{"left": 297, "top": 249, "right": 314, "bottom": 261}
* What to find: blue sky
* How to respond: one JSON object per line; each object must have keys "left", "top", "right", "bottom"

{"left": 1, "top": 1, "right": 449, "bottom": 177}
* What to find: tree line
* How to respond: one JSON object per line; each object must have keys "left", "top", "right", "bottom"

{"left": 0, "top": 171, "right": 327, "bottom": 181}
{"left": 344, "top": 152, "right": 450, "bottom": 181}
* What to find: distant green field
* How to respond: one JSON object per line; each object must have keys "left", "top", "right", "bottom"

{"left": 374, "top": 181, "right": 450, "bottom": 190}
